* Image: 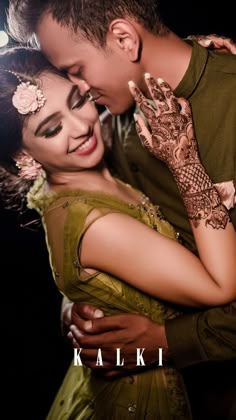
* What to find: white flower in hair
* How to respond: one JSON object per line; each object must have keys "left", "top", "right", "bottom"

{"left": 12, "top": 81, "right": 46, "bottom": 115}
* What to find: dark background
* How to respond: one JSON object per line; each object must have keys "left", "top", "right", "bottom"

{"left": 0, "top": 1, "right": 235, "bottom": 419}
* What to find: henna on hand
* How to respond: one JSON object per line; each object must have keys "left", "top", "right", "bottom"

{"left": 130, "top": 75, "right": 199, "bottom": 169}
{"left": 173, "top": 163, "right": 230, "bottom": 229}
{"left": 129, "top": 75, "right": 230, "bottom": 229}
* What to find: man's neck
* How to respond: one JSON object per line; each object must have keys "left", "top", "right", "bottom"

{"left": 142, "top": 30, "right": 192, "bottom": 90}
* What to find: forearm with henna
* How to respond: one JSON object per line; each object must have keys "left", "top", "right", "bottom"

{"left": 131, "top": 76, "right": 230, "bottom": 230}
{"left": 173, "top": 163, "right": 230, "bottom": 229}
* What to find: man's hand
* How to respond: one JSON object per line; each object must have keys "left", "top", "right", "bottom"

{"left": 187, "top": 34, "right": 236, "bottom": 54}
{"left": 60, "top": 296, "right": 74, "bottom": 336}
{"left": 67, "top": 303, "right": 170, "bottom": 377}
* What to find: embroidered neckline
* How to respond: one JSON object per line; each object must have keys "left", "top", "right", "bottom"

{"left": 27, "top": 175, "right": 147, "bottom": 215}
{"left": 27, "top": 176, "right": 179, "bottom": 242}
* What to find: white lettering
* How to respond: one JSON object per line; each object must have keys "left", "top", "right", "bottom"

{"left": 116, "top": 348, "right": 124, "bottom": 366}
{"left": 73, "top": 348, "right": 83, "bottom": 366}
{"left": 136, "top": 348, "right": 145, "bottom": 366}
{"left": 158, "top": 348, "right": 163, "bottom": 366}
{"left": 96, "top": 348, "right": 104, "bottom": 366}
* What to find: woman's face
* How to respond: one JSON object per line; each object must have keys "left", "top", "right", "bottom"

{"left": 22, "top": 72, "right": 105, "bottom": 175}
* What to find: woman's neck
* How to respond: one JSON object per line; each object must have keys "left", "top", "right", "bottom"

{"left": 46, "top": 161, "right": 115, "bottom": 192}
{"left": 45, "top": 161, "right": 141, "bottom": 206}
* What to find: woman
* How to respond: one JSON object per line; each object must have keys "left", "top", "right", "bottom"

{"left": 0, "top": 47, "right": 235, "bottom": 419}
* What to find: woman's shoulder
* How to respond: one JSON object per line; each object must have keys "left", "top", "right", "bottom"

{"left": 26, "top": 176, "right": 99, "bottom": 215}
{"left": 27, "top": 176, "right": 133, "bottom": 218}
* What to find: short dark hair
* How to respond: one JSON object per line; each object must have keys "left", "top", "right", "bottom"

{"left": 8, "top": 0, "right": 166, "bottom": 47}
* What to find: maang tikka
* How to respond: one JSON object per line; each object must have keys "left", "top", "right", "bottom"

{"left": 5, "top": 69, "right": 46, "bottom": 115}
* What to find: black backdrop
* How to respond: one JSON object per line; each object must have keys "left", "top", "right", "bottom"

{"left": 0, "top": 1, "right": 235, "bottom": 419}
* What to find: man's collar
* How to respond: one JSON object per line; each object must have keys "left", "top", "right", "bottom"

{"left": 174, "top": 40, "right": 209, "bottom": 99}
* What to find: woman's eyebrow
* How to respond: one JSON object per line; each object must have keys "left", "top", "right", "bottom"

{"left": 34, "top": 112, "right": 60, "bottom": 136}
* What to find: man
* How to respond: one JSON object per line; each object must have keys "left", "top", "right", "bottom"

{"left": 8, "top": 1, "right": 236, "bottom": 418}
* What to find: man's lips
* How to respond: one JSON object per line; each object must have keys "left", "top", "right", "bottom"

{"left": 90, "top": 94, "right": 103, "bottom": 104}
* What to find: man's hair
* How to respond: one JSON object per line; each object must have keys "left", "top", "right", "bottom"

{"left": 8, "top": 0, "right": 166, "bottom": 47}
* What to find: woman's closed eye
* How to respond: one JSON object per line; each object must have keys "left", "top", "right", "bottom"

{"left": 43, "top": 123, "right": 62, "bottom": 138}
{"left": 71, "top": 93, "right": 89, "bottom": 110}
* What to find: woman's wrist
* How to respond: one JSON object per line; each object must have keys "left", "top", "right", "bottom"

{"left": 171, "top": 162, "right": 230, "bottom": 229}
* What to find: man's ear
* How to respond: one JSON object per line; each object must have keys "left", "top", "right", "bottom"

{"left": 107, "top": 19, "right": 141, "bottom": 61}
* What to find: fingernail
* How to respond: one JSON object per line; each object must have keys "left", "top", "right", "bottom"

{"left": 70, "top": 324, "right": 79, "bottom": 333}
{"left": 70, "top": 324, "right": 76, "bottom": 330}
{"left": 94, "top": 309, "right": 104, "bottom": 318}
{"left": 157, "top": 78, "right": 164, "bottom": 83}
{"left": 144, "top": 72, "right": 151, "bottom": 79}
{"left": 128, "top": 80, "right": 135, "bottom": 87}
{"left": 202, "top": 39, "right": 212, "bottom": 47}
{"left": 133, "top": 113, "right": 138, "bottom": 121}
{"left": 84, "top": 320, "right": 92, "bottom": 331}
{"left": 70, "top": 325, "right": 84, "bottom": 337}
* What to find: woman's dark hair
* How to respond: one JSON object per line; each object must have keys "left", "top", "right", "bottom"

{"left": 0, "top": 46, "right": 65, "bottom": 208}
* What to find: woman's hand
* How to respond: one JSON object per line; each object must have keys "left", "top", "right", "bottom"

{"left": 128, "top": 74, "right": 200, "bottom": 172}
{"left": 128, "top": 74, "right": 230, "bottom": 230}
{"left": 187, "top": 34, "right": 236, "bottom": 54}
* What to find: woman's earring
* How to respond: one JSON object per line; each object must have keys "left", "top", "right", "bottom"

{"left": 15, "top": 152, "right": 44, "bottom": 180}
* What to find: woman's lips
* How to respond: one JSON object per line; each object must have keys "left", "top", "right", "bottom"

{"left": 73, "top": 133, "right": 97, "bottom": 155}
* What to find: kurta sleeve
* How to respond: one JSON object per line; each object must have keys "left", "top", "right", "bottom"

{"left": 165, "top": 301, "right": 236, "bottom": 369}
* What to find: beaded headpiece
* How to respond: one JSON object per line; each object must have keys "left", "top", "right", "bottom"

{"left": 5, "top": 70, "right": 46, "bottom": 115}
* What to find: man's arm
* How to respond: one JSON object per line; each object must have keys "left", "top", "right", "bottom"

{"left": 69, "top": 303, "right": 170, "bottom": 374}
{"left": 67, "top": 302, "right": 236, "bottom": 375}
{"left": 62, "top": 33, "right": 236, "bottom": 372}
{"left": 165, "top": 301, "right": 236, "bottom": 368}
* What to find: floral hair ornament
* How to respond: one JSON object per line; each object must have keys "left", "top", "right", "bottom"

{"left": 5, "top": 70, "right": 46, "bottom": 115}
{"left": 15, "top": 152, "right": 45, "bottom": 181}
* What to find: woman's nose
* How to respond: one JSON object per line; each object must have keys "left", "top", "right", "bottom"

{"left": 69, "top": 114, "right": 90, "bottom": 139}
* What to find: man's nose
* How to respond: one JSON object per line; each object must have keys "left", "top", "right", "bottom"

{"left": 69, "top": 76, "right": 91, "bottom": 95}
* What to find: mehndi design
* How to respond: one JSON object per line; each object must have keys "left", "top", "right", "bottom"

{"left": 129, "top": 75, "right": 230, "bottom": 229}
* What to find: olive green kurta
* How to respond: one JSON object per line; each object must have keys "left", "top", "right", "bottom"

{"left": 28, "top": 179, "right": 191, "bottom": 419}
{"left": 105, "top": 40, "right": 236, "bottom": 417}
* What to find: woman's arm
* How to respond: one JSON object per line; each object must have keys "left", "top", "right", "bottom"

{"left": 79, "top": 77, "right": 236, "bottom": 307}
{"left": 80, "top": 210, "right": 235, "bottom": 307}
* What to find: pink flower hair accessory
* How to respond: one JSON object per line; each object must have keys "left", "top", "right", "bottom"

{"left": 15, "top": 152, "right": 45, "bottom": 181}
{"left": 12, "top": 81, "right": 46, "bottom": 115}
{"left": 5, "top": 70, "right": 46, "bottom": 115}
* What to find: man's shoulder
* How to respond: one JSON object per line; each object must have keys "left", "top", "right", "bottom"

{"left": 208, "top": 50, "right": 236, "bottom": 75}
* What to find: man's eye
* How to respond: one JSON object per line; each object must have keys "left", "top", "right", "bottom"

{"left": 44, "top": 123, "right": 62, "bottom": 138}
{"left": 71, "top": 95, "right": 88, "bottom": 110}
{"left": 71, "top": 67, "right": 82, "bottom": 77}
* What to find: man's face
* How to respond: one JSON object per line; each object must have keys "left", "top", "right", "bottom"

{"left": 37, "top": 14, "right": 139, "bottom": 114}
